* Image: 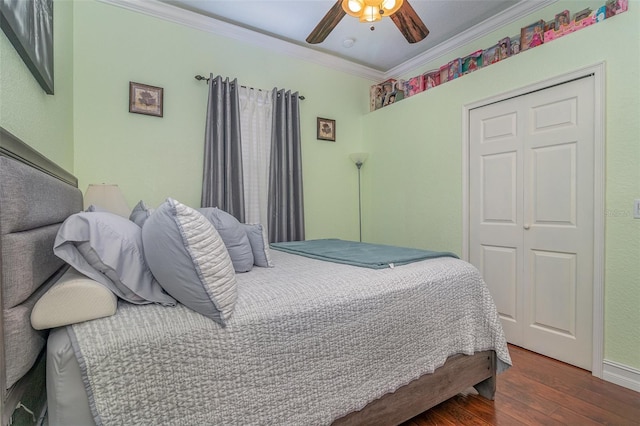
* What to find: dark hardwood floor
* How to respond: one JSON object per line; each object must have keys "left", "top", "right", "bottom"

{"left": 403, "top": 344, "right": 640, "bottom": 425}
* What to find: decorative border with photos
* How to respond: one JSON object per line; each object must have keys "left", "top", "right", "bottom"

{"left": 370, "top": 0, "right": 628, "bottom": 110}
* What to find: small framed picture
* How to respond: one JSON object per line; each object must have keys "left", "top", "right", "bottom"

{"left": 405, "top": 75, "right": 424, "bottom": 97}
{"left": 422, "top": 69, "right": 440, "bottom": 90}
{"left": 370, "top": 84, "right": 383, "bottom": 111}
{"left": 510, "top": 35, "right": 521, "bottom": 55}
{"left": 520, "top": 20, "right": 545, "bottom": 52}
{"left": 317, "top": 117, "right": 335, "bottom": 141}
{"left": 554, "top": 10, "right": 570, "bottom": 29}
{"left": 380, "top": 78, "right": 397, "bottom": 106}
{"left": 573, "top": 8, "right": 592, "bottom": 23}
{"left": 604, "top": 0, "right": 620, "bottom": 18}
{"left": 497, "top": 37, "right": 511, "bottom": 60}
{"left": 129, "top": 82, "right": 163, "bottom": 117}
{"left": 439, "top": 64, "right": 449, "bottom": 84}
{"left": 483, "top": 44, "right": 500, "bottom": 66}
{"left": 461, "top": 50, "right": 483, "bottom": 75}
{"left": 446, "top": 58, "right": 461, "bottom": 81}
{"left": 545, "top": 20, "right": 556, "bottom": 32}
{"left": 391, "top": 79, "right": 405, "bottom": 103}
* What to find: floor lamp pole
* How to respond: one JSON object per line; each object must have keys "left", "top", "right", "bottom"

{"left": 356, "top": 161, "right": 363, "bottom": 242}
{"left": 350, "top": 152, "right": 368, "bottom": 243}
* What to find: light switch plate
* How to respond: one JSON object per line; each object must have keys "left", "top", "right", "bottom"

{"left": 634, "top": 199, "right": 640, "bottom": 219}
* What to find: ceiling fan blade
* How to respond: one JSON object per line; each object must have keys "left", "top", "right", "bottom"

{"left": 306, "top": 0, "right": 346, "bottom": 44}
{"left": 390, "top": 0, "right": 429, "bottom": 44}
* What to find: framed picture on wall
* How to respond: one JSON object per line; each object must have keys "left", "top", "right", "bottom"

{"left": 129, "top": 82, "right": 164, "bottom": 117}
{"left": 317, "top": 117, "right": 335, "bottom": 141}
{"left": 0, "top": 0, "right": 54, "bottom": 94}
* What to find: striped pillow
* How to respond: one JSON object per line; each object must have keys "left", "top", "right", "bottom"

{"left": 142, "top": 198, "right": 237, "bottom": 325}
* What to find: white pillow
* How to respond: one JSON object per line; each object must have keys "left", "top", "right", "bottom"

{"left": 54, "top": 212, "right": 176, "bottom": 306}
{"left": 142, "top": 198, "right": 237, "bottom": 325}
{"left": 241, "top": 223, "right": 274, "bottom": 267}
{"left": 31, "top": 268, "right": 118, "bottom": 330}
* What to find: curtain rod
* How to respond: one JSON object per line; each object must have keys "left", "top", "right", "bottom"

{"left": 194, "top": 75, "right": 305, "bottom": 100}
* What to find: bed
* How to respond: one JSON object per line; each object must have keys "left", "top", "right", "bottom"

{"left": 0, "top": 127, "right": 511, "bottom": 426}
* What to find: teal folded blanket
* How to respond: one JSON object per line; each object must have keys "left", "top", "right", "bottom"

{"left": 270, "top": 239, "right": 458, "bottom": 269}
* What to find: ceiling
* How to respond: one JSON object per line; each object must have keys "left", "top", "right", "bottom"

{"left": 104, "top": 0, "right": 556, "bottom": 78}
{"left": 159, "top": 0, "right": 531, "bottom": 73}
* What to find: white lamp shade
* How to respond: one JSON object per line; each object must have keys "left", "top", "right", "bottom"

{"left": 83, "top": 184, "right": 130, "bottom": 218}
{"left": 349, "top": 152, "right": 370, "bottom": 165}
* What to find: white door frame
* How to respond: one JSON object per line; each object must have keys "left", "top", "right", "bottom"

{"left": 462, "top": 62, "right": 605, "bottom": 378}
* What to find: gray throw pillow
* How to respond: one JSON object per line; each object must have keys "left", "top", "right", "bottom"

{"left": 54, "top": 212, "right": 176, "bottom": 306}
{"left": 241, "top": 223, "right": 274, "bottom": 267}
{"left": 129, "top": 200, "right": 154, "bottom": 227}
{"left": 198, "top": 208, "right": 254, "bottom": 272}
{"left": 143, "top": 199, "right": 237, "bottom": 325}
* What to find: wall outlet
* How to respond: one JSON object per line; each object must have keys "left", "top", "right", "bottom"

{"left": 635, "top": 199, "right": 640, "bottom": 219}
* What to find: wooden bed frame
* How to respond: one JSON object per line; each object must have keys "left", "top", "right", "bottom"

{"left": 0, "top": 127, "right": 497, "bottom": 425}
{"left": 334, "top": 351, "right": 496, "bottom": 425}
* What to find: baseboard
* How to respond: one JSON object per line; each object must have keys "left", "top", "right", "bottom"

{"left": 602, "top": 359, "right": 640, "bottom": 392}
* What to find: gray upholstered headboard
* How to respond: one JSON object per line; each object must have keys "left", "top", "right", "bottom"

{"left": 0, "top": 127, "right": 82, "bottom": 425}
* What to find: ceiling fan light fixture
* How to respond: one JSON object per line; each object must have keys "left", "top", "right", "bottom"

{"left": 360, "top": 5, "right": 381, "bottom": 22}
{"left": 382, "top": 0, "right": 395, "bottom": 9}
{"left": 308, "top": 0, "right": 427, "bottom": 45}
{"left": 342, "top": 0, "right": 402, "bottom": 22}
{"left": 344, "top": 0, "right": 364, "bottom": 14}
{"left": 381, "top": 0, "right": 403, "bottom": 15}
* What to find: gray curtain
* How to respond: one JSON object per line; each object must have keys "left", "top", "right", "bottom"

{"left": 268, "top": 89, "right": 304, "bottom": 242}
{"left": 201, "top": 74, "right": 245, "bottom": 221}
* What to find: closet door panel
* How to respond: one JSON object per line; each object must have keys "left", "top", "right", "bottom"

{"left": 470, "top": 76, "right": 595, "bottom": 369}
{"left": 469, "top": 101, "right": 524, "bottom": 344}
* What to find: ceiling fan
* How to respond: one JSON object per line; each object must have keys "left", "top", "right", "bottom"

{"left": 306, "top": 0, "right": 429, "bottom": 45}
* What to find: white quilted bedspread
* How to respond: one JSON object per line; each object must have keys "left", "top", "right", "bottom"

{"left": 70, "top": 250, "right": 511, "bottom": 426}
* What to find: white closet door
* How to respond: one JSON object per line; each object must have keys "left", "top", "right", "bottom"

{"left": 470, "top": 76, "right": 595, "bottom": 369}
{"left": 469, "top": 99, "right": 525, "bottom": 345}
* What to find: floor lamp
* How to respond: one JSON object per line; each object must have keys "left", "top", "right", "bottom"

{"left": 349, "top": 152, "right": 369, "bottom": 242}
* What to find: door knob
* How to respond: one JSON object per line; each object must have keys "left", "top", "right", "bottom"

{"left": 524, "top": 224, "right": 530, "bottom": 230}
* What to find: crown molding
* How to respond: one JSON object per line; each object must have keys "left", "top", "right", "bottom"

{"left": 96, "top": 0, "right": 557, "bottom": 83}
{"left": 384, "top": 0, "right": 558, "bottom": 79}
{"left": 96, "top": 0, "right": 385, "bottom": 81}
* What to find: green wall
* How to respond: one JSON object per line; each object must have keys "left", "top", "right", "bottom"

{"left": 72, "top": 0, "right": 371, "bottom": 241}
{"left": 0, "top": 0, "right": 74, "bottom": 171}
{"left": 362, "top": 2, "right": 640, "bottom": 368}
{"left": 1, "top": 0, "right": 637, "bottom": 374}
